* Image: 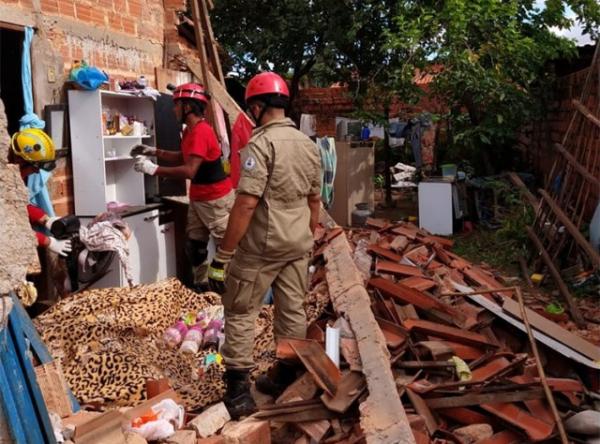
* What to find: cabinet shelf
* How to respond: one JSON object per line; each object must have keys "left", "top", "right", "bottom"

{"left": 103, "top": 135, "right": 152, "bottom": 139}
{"left": 105, "top": 156, "right": 135, "bottom": 162}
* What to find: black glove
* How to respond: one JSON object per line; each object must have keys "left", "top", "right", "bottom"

{"left": 208, "top": 259, "right": 226, "bottom": 294}
{"left": 130, "top": 144, "right": 156, "bottom": 157}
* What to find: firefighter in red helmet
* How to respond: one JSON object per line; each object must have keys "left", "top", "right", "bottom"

{"left": 132, "top": 83, "right": 234, "bottom": 291}
{"left": 207, "top": 72, "right": 322, "bottom": 418}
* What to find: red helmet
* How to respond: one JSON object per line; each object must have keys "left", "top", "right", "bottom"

{"left": 173, "top": 83, "right": 210, "bottom": 104}
{"left": 245, "top": 72, "right": 290, "bottom": 104}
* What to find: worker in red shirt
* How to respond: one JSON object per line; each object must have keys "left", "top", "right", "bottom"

{"left": 132, "top": 83, "right": 234, "bottom": 290}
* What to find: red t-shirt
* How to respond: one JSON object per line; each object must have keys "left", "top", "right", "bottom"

{"left": 181, "top": 120, "right": 232, "bottom": 202}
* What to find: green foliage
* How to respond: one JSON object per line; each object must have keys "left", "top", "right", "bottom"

{"left": 386, "top": 0, "right": 599, "bottom": 173}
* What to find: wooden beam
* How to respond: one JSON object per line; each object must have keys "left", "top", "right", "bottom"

{"left": 572, "top": 99, "right": 600, "bottom": 129}
{"left": 507, "top": 172, "right": 539, "bottom": 209}
{"left": 525, "top": 226, "right": 585, "bottom": 327}
{"left": 514, "top": 287, "right": 569, "bottom": 444}
{"left": 189, "top": 0, "right": 221, "bottom": 136}
{"left": 553, "top": 143, "right": 600, "bottom": 188}
{"left": 538, "top": 189, "right": 600, "bottom": 267}
{"left": 198, "top": 0, "right": 225, "bottom": 84}
{"left": 425, "top": 388, "right": 544, "bottom": 409}
{"left": 182, "top": 58, "right": 252, "bottom": 127}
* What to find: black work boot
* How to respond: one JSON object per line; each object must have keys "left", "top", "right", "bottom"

{"left": 223, "top": 369, "right": 257, "bottom": 420}
{"left": 255, "top": 360, "right": 300, "bottom": 398}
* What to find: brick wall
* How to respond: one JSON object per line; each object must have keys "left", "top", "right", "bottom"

{"left": 1, "top": 0, "right": 199, "bottom": 215}
{"left": 518, "top": 65, "right": 599, "bottom": 182}
{"left": 293, "top": 84, "right": 446, "bottom": 137}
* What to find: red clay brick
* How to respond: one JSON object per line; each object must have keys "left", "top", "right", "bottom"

{"left": 41, "top": 0, "right": 59, "bottom": 14}
{"left": 222, "top": 419, "right": 271, "bottom": 444}
{"left": 58, "top": 0, "right": 75, "bottom": 17}
{"left": 122, "top": 17, "right": 136, "bottom": 35}
{"left": 75, "top": 3, "right": 92, "bottom": 22}
{"left": 127, "top": 0, "right": 142, "bottom": 16}
{"left": 90, "top": 9, "right": 106, "bottom": 27}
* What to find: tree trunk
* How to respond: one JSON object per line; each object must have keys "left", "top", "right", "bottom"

{"left": 383, "top": 104, "right": 393, "bottom": 208}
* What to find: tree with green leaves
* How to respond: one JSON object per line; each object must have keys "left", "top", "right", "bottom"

{"left": 389, "top": 0, "right": 600, "bottom": 173}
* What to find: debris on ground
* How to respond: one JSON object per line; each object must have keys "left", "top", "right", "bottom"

{"left": 35, "top": 217, "right": 600, "bottom": 443}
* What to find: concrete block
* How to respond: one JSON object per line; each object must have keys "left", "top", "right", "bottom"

{"left": 222, "top": 418, "right": 271, "bottom": 444}
{"left": 197, "top": 437, "right": 225, "bottom": 444}
{"left": 187, "top": 402, "right": 231, "bottom": 438}
{"left": 166, "top": 430, "right": 197, "bottom": 444}
{"left": 454, "top": 424, "right": 493, "bottom": 444}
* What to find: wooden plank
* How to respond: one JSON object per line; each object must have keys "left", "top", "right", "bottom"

{"left": 526, "top": 226, "right": 586, "bottom": 327}
{"left": 181, "top": 58, "right": 251, "bottom": 127}
{"left": 538, "top": 189, "right": 600, "bottom": 267}
{"left": 553, "top": 144, "right": 600, "bottom": 187}
{"left": 11, "top": 293, "right": 80, "bottom": 413}
{"left": 198, "top": 0, "right": 224, "bottom": 83}
{"left": 320, "top": 371, "right": 366, "bottom": 413}
{"left": 425, "top": 388, "right": 545, "bottom": 409}
{"left": 398, "top": 276, "right": 437, "bottom": 292}
{"left": 406, "top": 389, "right": 437, "bottom": 435}
{"left": 188, "top": 0, "right": 221, "bottom": 134}
{"left": 375, "top": 260, "right": 425, "bottom": 278}
{"left": 2, "top": 317, "right": 48, "bottom": 444}
{"left": 0, "top": 360, "right": 28, "bottom": 443}
{"left": 276, "top": 373, "right": 317, "bottom": 405}
{"left": 367, "top": 244, "right": 403, "bottom": 262}
{"left": 370, "top": 278, "right": 460, "bottom": 317}
{"left": 402, "top": 319, "right": 497, "bottom": 348}
{"left": 507, "top": 172, "right": 539, "bottom": 209}
{"left": 289, "top": 341, "right": 342, "bottom": 397}
{"left": 572, "top": 99, "right": 600, "bottom": 128}
{"left": 502, "top": 297, "right": 600, "bottom": 361}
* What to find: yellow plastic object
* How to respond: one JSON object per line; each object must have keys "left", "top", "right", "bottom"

{"left": 11, "top": 128, "right": 56, "bottom": 163}
{"left": 530, "top": 273, "right": 544, "bottom": 285}
{"left": 448, "top": 356, "right": 472, "bottom": 381}
{"left": 408, "top": 216, "right": 418, "bottom": 223}
{"left": 16, "top": 281, "right": 38, "bottom": 307}
{"left": 222, "top": 158, "right": 231, "bottom": 175}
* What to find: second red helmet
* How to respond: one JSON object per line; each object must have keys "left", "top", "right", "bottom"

{"left": 173, "top": 83, "right": 210, "bottom": 104}
{"left": 245, "top": 72, "right": 290, "bottom": 103}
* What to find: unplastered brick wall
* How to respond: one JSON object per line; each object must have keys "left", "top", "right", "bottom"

{"left": 518, "top": 64, "right": 599, "bottom": 186}
{"left": 1, "top": 0, "right": 200, "bottom": 216}
{"left": 293, "top": 84, "right": 446, "bottom": 138}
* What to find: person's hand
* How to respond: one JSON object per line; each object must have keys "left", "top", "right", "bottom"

{"left": 134, "top": 157, "right": 158, "bottom": 175}
{"left": 208, "top": 247, "right": 235, "bottom": 294}
{"left": 48, "top": 238, "right": 72, "bottom": 257}
{"left": 130, "top": 144, "right": 156, "bottom": 157}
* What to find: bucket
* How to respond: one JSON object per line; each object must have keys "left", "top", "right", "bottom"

{"left": 351, "top": 202, "right": 372, "bottom": 227}
{"left": 441, "top": 164, "right": 457, "bottom": 178}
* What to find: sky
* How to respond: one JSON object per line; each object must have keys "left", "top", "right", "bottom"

{"left": 536, "top": 0, "right": 595, "bottom": 45}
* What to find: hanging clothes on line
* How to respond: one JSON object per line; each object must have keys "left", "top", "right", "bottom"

{"left": 300, "top": 114, "right": 317, "bottom": 138}
{"left": 317, "top": 137, "right": 336, "bottom": 208}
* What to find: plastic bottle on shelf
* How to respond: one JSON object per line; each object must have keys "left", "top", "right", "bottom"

{"left": 163, "top": 320, "right": 188, "bottom": 348}
{"left": 180, "top": 324, "right": 204, "bottom": 354}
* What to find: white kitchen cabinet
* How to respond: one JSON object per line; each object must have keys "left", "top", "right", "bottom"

{"left": 68, "top": 89, "right": 156, "bottom": 216}
{"left": 80, "top": 207, "right": 175, "bottom": 289}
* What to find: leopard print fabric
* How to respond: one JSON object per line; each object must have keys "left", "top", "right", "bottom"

{"left": 34, "top": 277, "right": 330, "bottom": 411}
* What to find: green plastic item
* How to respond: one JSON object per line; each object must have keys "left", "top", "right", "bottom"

{"left": 546, "top": 302, "right": 565, "bottom": 315}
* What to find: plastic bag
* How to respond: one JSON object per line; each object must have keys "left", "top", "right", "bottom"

{"left": 69, "top": 61, "right": 109, "bottom": 91}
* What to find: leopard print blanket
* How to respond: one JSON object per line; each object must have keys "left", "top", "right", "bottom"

{"left": 34, "top": 278, "right": 330, "bottom": 411}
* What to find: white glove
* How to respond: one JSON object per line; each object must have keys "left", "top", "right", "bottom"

{"left": 134, "top": 157, "right": 159, "bottom": 175}
{"left": 130, "top": 144, "right": 156, "bottom": 157}
{"left": 48, "top": 238, "right": 72, "bottom": 257}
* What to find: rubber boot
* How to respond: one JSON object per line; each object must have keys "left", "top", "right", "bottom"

{"left": 223, "top": 369, "right": 257, "bottom": 420}
{"left": 255, "top": 360, "right": 300, "bottom": 398}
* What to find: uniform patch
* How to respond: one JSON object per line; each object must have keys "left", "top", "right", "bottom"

{"left": 243, "top": 156, "right": 257, "bottom": 171}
